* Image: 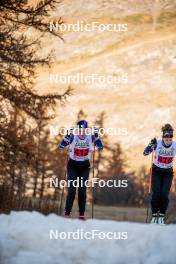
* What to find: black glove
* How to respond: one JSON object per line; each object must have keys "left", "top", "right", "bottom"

{"left": 150, "top": 137, "right": 157, "bottom": 146}
{"left": 93, "top": 127, "right": 99, "bottom": 138}
{"left": 67, "top": 128, "right": 74, "bottom": 135}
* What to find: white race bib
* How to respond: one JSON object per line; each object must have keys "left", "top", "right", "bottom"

{"left": 69, "top": 135, "right": 93, "bottom": 161}
{"left": 153, "top": 139, "right": 176, "bottom": 169}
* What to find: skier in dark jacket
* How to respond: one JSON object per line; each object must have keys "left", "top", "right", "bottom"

{"left": 59, "top": 120, "right": 103, "bottom": 220}
{"left": 143, "top": 124, "right": 176, "bottom": 225}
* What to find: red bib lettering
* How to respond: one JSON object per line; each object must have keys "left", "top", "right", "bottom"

{"left": 157, "top": 156, "right": 173, "bottom": 164}
{"left": 74, "top": 148, "right": 89, "bottom": 157}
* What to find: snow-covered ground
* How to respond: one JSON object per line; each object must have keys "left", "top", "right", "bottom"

{"left": 0, "top": 211, "right": 176, "bottom": 264}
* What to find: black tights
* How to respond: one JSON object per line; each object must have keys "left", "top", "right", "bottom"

{"left": 65, "top": 159, "right": 90, "bottom": 215}
{"left": 151, "top": 165, "right": 173, "bottom": 214}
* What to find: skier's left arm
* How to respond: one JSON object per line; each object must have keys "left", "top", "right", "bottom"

{"left": 143, "top": 138, "right": 157, "bottom": 156}
{"left": 92, "top": 128, "right": 103, "bottom": 150}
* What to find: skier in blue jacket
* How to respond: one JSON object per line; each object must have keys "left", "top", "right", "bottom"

{"left": 143, "top": 124, "right": 176, "bottom": 225}
{"left": 59, "top": 120, "right": 103, "bottom": 220}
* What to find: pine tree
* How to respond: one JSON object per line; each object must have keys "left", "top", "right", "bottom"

{"left": 0, "top": 0, "right": 71, "bottom": 211}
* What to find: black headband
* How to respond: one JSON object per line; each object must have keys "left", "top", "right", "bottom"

{"left": 163, "top": 131, "right": 173, "bottom": 137}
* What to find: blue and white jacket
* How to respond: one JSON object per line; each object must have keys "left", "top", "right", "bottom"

{"left": 143, "top": 139, "right": 176, "bottom": 169}
{"left": 59, "top": 133, "right": 103, "bottom": 161}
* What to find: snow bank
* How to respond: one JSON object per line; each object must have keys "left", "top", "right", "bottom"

{"left": 0, "top": 211, "right": 176, "bottom": 264}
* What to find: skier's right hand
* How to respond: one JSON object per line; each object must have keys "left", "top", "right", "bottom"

{"left": 67, "top": 127, "right": 74, "bottom": 136}
{"left": 150, "top": 137, "right": 157, "bottom": 146}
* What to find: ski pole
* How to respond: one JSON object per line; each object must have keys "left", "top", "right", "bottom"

{"left": 59, "top": 150, "right": 68, "bottom": 216}
{"left": 146, "top": 146, "right": 155, "bottom": 223}
{"left": 91, "top": 138, "right": 96, "bottom": 219}
{"left": 148, "top": 147, "right": 154, "bottom": 193}
{"left": 172, "top": 168, "right": 176, "bottom": 192}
